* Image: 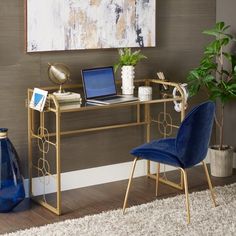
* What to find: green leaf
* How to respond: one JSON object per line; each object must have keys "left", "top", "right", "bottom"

{"left": 221, "top": 80, "right": 227, "bottom": 89}
{"left": 202, "top": 22, "right": 233, "bottom": 40}
{"left": 223, "top": 24, "right": 231, "bottom": 31}
{"left": 187, "top": 82, "right": 201, "bottom": 97}
{"left": 118, "top": 49, "right": 124, "bottom": 56}
{"left": 209, "top": 86, "right": 222, "bottom": 100}
{"left": 228, "top": 83, "right": 236, "bottom": 89}
{"left": 186, "top": 21, "right": 236, "bottom": 105}
{"left": 224, "top": 33, "right": 234, "bottom": 40}
{"left": 200, "top": 59, "right": 217, "bottom": 71}
{"left": 189, "top": 70, "right": 200, "bottom": 79}
{"left": 187, "top": 71, "right": 201, "bottom": 96}
{"left": 223, "top": 53, "right": 236, "bottom": 72}
{"left": 204, "top": 40, "right": 222, "bottom": 55}
{"left": 203, "top": 29, "right": 220, "bottom": 37}
{"left": 232, "top": 57, "right": 236, "bottom": 72}
{"left": 115, "top": 47, "right": 147, "bottom": 69}
{"left": 209, "top": 91, "right": 221, "bottom": 100}
{"left": 220, "top": 37, "right": 230, "bottom": 46}
{"left": 132, "top": 50, "right": 141, "bottom": 56}
{"left": 216, "top": 21, "right": 225, "bottom": 31}
{"left": 220, "top": 95, "right": 230, "bottom": 104}
{"left": 114, "top": 63, "right": 120, "bottom": 73}
{"left": 203, "top": 75, "right": 215, "bottom": 83}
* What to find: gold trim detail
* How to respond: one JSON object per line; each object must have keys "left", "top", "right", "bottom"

{"left": 157, "top": 111, "right": 173, "bottom": 137}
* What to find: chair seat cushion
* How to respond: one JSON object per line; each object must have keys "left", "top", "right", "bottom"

{"left": 130, "top": 138, "right": 184, "bottom": 168}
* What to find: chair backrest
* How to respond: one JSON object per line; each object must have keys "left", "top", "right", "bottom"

{"left": 176, "top": 101, "right": 215, "bottom": 168}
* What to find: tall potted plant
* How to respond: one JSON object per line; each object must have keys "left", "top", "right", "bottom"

{"left": 114, "top": 48, "right": 147, "bottom": 95}
{"left": 187, "top": 22, "right": 236, "bottom": 177}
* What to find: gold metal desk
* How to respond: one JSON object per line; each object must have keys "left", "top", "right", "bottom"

{"left": 27, "top": 79, "right": 186, "bottom": 215}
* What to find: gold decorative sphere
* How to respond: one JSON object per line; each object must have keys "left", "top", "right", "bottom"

{"left": 48, "top": 63, "right": 70, "bottom": 94}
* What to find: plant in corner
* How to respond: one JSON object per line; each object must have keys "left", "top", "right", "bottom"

{"left": 114, "top": 48, "right": 147, "bottom": 95}
{"left": 187, "top": 22, "right": 236, "bottom": 177}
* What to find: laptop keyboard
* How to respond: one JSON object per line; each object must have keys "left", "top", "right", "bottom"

{"left": 98, "top": 95, "right": 123, "bottom": 101}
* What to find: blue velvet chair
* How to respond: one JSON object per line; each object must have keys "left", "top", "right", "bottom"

{"left": 123, "top": 101, "right": 217, "bottom": 224}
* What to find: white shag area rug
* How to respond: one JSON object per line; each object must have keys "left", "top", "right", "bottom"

{"left": 3, "top": 183, "right": 236, "bottom": 236}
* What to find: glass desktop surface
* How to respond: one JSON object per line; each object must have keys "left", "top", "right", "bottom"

{"left": 79, "top": 91, "right": 171, "bottom": 109}
{"left": 48, "top": 84, "right": 175, "bottom": 112}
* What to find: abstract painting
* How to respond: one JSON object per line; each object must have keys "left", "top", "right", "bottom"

{"left": 26, "top": 0, "right": 156, "bottom": 52}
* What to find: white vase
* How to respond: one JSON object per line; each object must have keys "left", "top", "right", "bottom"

{"left": 121, "top": 65, "right": 135, "bottom": 95}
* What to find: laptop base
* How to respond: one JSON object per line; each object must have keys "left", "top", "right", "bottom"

{"left": 87, "top": 95, "right": 138, "bottom": 105}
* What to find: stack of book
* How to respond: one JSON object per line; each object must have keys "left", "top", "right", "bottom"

{"left": 54, "top": 92, "right": 82, "bottom": 110}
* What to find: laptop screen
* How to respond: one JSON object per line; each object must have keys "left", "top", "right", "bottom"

{"left": 82, "top": 66, "right": 117, "bottom": 99}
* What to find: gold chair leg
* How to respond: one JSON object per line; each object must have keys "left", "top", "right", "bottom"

{"left": 180, "top": 168, "right": 190, "bottom": 224}
{"left": 202, "top": 161, "right": 217, "bottom": 207}
{"left": 123, "top": 158, "right": 138, "bottom": 214}
{"left": 155, "top": 163, "right": 160, "bottom": 196}
{"left": 180, "top": 170, "right": 184, "bottom": 189}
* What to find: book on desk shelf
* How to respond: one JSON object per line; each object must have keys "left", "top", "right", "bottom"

{"left": 54, "top": 92, "right": 82, "bottom": 103}
{"left": 53, "top": 92, "right": 82, "bottom": 110}
{"left": 59, "top": 101, "right": 82, "bottom": 110}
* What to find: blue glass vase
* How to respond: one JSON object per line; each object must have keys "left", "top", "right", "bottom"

{"left": 0, "top": 128, "right": 25, "bottom": 212}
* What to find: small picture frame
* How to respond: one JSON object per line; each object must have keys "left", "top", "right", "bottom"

{"left": 29, "top": 88, "right": 48, "bottom": 112}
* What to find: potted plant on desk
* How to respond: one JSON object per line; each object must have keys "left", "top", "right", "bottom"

{"left": 187, "top": 22, "right": 236, "bottom": 177}
{"left": 114, "top": 48, "right": 147, "bottom": 95}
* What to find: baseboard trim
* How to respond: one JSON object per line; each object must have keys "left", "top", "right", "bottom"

{"left": 24, "top": 157, "right": 210, "bottom": 198}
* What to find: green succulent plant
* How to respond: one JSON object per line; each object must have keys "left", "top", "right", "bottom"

{"left": 187, "top": 22, "right": 236, "bottom": 150}
{"left": 114, "top": 48, "right": 147, "bottom": 72}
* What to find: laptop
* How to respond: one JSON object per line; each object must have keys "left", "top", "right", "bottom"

{"left": 81, "top": 66, "right": 138, "bottom": 105}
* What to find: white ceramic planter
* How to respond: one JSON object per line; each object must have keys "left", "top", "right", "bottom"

{"left": 208, "top": 145, "right": 233, "bottom": 177}
{"left": 121, "top": 65, "right": 135, "bottom": 95}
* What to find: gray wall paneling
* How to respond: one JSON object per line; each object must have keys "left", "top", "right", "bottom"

{"left": 0, "top": 0, "right": 215, "bottom": 177}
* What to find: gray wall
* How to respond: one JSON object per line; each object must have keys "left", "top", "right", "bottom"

{"left": 216, "top": 0, "right": 236, "bottom": 148}
{"left": 0, "top": 0, "right": 215, "bottom": 177}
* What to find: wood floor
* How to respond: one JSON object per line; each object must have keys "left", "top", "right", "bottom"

{"left": 0, "top": 165, "right": 236, "bottom": 235}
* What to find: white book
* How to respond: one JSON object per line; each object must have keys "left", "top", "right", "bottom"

{"left": 54, "top": 92, "right": 81, "bottom": 101}
{"left": 59, "top": 102, "right": 82, "bottom": 110}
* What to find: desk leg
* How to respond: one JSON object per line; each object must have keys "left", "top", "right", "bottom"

{"left": 29, "top": 110, "right": 62, "bottom": 215}
{"left": 27, "top": 90, "right": 33, "bottom": 197}
{"left": 180, "top": 102, "right": 185, "bottom": 188}
{"left": 145, "top": 104, "right": 151, "bottom": 176}
{"left": 56, "top": 110, "right": 62, "bottom": 215}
